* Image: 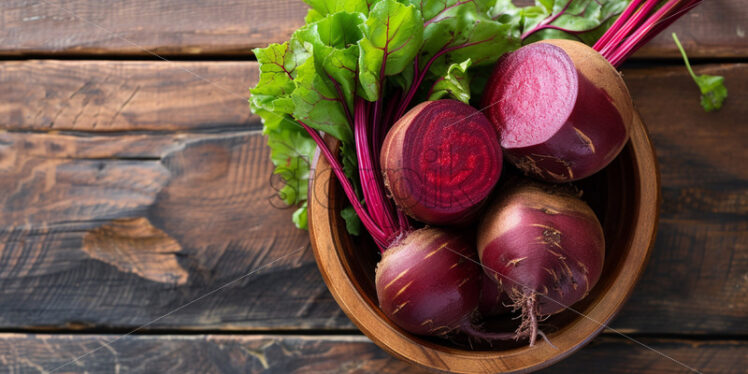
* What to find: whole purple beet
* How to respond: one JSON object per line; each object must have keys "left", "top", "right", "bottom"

{"left": 477, "top": 180, "right": 605, "bottom": 346}
{"left": 376, "top": 227, "right": 514, "bottom": 341}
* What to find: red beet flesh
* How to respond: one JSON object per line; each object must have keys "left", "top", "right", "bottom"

{"left": 482, "top": 41, "right": 631, "bottom": 182}
{"left": 477, "top": 181, "right": 605, "bottom": 345}
{"left": 381, "top": 100, "right": 502, "bottom": 225}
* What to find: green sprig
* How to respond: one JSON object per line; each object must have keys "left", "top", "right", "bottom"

{"left": 673, "top": 33, "right": 727, "bottom": 112}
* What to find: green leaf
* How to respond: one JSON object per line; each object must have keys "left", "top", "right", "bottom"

{"left": 521, "top": 0, "right": 628, "bottom": 46}
{"left": 292, "top": 58, "right": 354, "bottom": 144}
{"left": 696, "top": 75, "right": 728, "bottom": 112}
{"left": 428, "top": 58, "right": 472, "bottom": 103}
{"left": 673, "top": 33, "right": 727, "bottom": 112}
{"left": 358, "top": 0, "right": 423, "bottom": 101}
{"left": 414, "top": 0, "right": 520, "bottom": 77}
{"left": 296, "top": 12, "right": 365, "bottom": 112}
{"left": 305, "top": 9, "right": 324, "bottom": 24}
{"left": 263, "top": 112, "right": 316, "bottom": 203}
{"left": 250, "top": 41, "right": 312, "bottom": 120}
{"left": 537, "top": 0, "right": 554, "bottom": 12}
{"left": 340, "top": 205, "right": 363, "bottom": 235}
{"left": 289, "top": 13, "right": 363, "bottom": 143}
{"left": 303, "top": 0, "right": 371, "bottom": 18}
{"left": 293, "top": 202, "right": 309, "bottom": 229}
{"left": 250, "top": 42, "right": 316, "bottom": 222}
{"left": 251, "top": 42, "right": 309, "bottom": 100}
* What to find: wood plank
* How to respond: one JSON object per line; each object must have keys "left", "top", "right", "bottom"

{"left": 0, "top": 131, "right": 353, "bottom": 330}
{"left": 0, "top": 0, "right": 744, "bottom": 58}
{"left": 0, "top": 60, "right": 259, "bottom": 131}
{"left": 607, "top": 63, "right": 748, "bottom": 334}
{"left": 0, "top": 0, "right": 307, "bottom": 56}
{"left": 0, "top": 334, "right": 745, "bottom": 373}
{"left": 0, "top": 62, "right": 745, "bottom": 334}
{"left": 636, "top": 0, "right": 748, "bottom": 58}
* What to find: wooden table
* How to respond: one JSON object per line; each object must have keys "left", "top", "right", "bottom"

{"left": 0, "top": 1, "right": 746, "bottom": 373}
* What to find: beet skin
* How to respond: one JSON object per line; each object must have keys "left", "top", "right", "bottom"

{"left": 376, "top": 228, "right": 482, "bottom": 336}
{"left": 482, "top": 40, "right": 633, "bottom": 182}
{"left": 477, "top": 181, "right": 605, "bottom": 345}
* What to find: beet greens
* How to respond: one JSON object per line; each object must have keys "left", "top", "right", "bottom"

{"left": 252, "top": 0, "right": 527, "bottom": 232}
{"left": 251, "top": 0, "right": 643, "bottom": 232}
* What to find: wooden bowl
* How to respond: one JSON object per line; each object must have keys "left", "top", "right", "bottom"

{"left": 308, "top": 113, "right": 659, "bottom": 373}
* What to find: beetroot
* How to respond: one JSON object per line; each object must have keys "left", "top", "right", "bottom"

{"left": 381, "top": 100, "right": 502, "bottom": 225}
{"left": 485, "top": 0, "right": 706, "bottom": 183}
{"left": 482, "top": 40, "right": 633, "bottom": 182}
{"left": 376, "top": 227, "right": 513, "bottom": 341}
{"left": 477, "top": 181, "right": 604, "bottom": 345}
{"left": 302, "top": 106, "right": 512, "bottom": 342}
{"left": 280, "top": 0, "right": 703, "bottom": 353}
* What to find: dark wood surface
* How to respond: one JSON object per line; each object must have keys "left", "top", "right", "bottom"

{"left": 1, "top": 62, "right": 744, "bottom": 334}
{"left": 0, "top": 0, "right": 744, "bottom": 58}
{"left": 0, "top": 334, "right": 745, "bottom": 374}
{"left": 0, "top": 0, "right": 746, "bottom": 372}
{"left": 0, "top": 60, "right": 258, "bottom": 131}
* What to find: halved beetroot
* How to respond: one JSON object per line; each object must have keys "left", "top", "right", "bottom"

{"left": 482, "top": 40, "right": 633, "bottom": 182}
{"left": 380, "top": 100, "right": 502, "bottom": 225}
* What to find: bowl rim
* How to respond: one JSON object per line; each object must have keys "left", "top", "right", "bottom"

{"left": 308, "top": 113, "right": 660, "bottom": 374}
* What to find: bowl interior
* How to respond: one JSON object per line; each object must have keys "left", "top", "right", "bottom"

{"left": 329, "top": 144, "right": 634, "bottom": 346}
{"left": 309, "top": 114, "right": 658, "bottom": 373}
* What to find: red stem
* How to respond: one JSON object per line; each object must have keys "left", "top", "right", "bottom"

{"left": 606, "top": 0, "right": 685, "bottom": 67}
{"left": 376, "top": 91, "right": 409, "bottom": 232}
{"left": 592, "top": 0, "right": 702, "bottom": 68}
{"left": 297, "top": 121, "right": 389, "bottom": 248}
{"left": 610, "top": 0, "right": 702, "bottom": 66}
{"left": 378, "top": 89, "right": 401, "bottom": 149}
{"left": 396, "top": 38, "right": 491, "bottom": 119}
{"left": 355, "top": 99, "right": 398, "bottom": 237}
{"left": 593, "top": 0, "right": 644, "bottom": 50}
{"left": 598, "top": 0, "right": 659, "bottom": 58}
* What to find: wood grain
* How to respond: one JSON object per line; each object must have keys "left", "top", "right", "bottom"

{"left": 0, "top": 60, "right": 259, "bottom": 131}
{"left": 82, "top": 217, "right": 188, "bottom": 285}
{"left": 0, "top": 334, "right": 744, "bottom": 374}
{"left": 0, "top": 62, "right": 745, "bottom": 335}
{"left": 0, "top": 0, "right": 307, "bottom": 56}
{"left": 0, "top": 0, "right": 744, "bottom": 58}
{"left": 0, "top": 131, "right": 349, "bottom": 330}
{"left": 608, "top": 63, "right": 748, "bottom": 334}
{"left": 636, "top": 0, "right": 748, "bottom": 58}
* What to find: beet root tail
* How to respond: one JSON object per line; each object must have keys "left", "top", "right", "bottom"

{"left": 528, "top": 297, "right": 538, "bottom": 346}
{"left": 460, "top": 320, "right": 516, "bottom": 344}
{"left": 512, "top": 291, "right": 554, "bottom": 348}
